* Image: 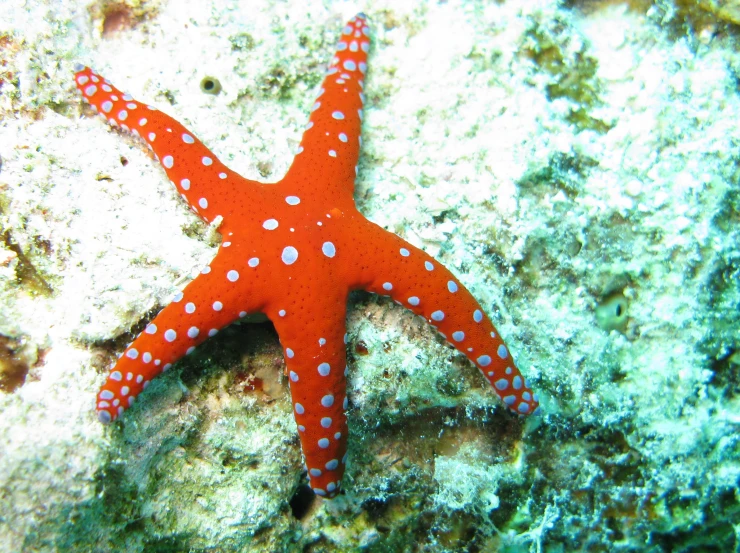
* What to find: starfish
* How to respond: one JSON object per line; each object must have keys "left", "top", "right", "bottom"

{"left": 74, "top": 13, "right": 538, "bottom": 498}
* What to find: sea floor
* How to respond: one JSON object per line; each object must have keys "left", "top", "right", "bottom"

{"left": 1, "top": 1, "right": 739, "bottom": 552}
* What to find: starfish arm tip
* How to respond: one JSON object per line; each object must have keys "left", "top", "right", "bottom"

{"left": 352, "top": 225, "right": 540, "bottom": 416}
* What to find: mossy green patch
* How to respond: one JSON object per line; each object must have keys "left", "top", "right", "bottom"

{"left": 522, "top": 20, "right": 613, "bottom": 133}
{"left": 0, "top": 190, "right": 54, "bottom": 297}
{"left": 518, "top": 151, "right": 598, "bottom": 199}
{"left": 229, "top": 32, "right": 256, "bottom": 52}
{"left": 655, "top": 0, "right": 740, "bottom": 38}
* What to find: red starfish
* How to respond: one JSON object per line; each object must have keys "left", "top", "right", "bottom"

{"left": 74, "top": 13, "right": 538, "bottom": 498}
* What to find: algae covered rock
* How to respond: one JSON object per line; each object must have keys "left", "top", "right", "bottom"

{"left": 1, "top": 0, "right": 739, "bottom": 551}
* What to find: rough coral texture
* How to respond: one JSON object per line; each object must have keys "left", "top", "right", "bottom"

{"left": 0, "top": 0, "right": 739, "bottom": 552}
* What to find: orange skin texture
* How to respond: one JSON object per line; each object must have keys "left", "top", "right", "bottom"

{"left": 74, "top": 14, "right": 538, "bottom": 499}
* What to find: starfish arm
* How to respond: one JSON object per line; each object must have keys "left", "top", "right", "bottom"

{"left": 282, "top": 14, "right": 370, "bottom": 198}
{"left": 94, "top": 245, "right": 269, "bottom": 424}
{"left": 348, "top": 221, "right": 539, "bottom": 415}
{"left": 73, "top": 65, "right": 260, "bottom": 226}
{"left": 269, "top": 292, "right": 350, "bottom": 499}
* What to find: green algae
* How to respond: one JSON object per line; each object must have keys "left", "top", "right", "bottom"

{"left": 522, "top": 20, "right": 613, "bottom": 133}
{"left": 517, "top": 150, "right": 598, "bottom": 199}
{"left": 0, "top": 178, "right": 54, "bottom": 297}
{"left": 656, "top": 0, "right": 740, "bottom": 35}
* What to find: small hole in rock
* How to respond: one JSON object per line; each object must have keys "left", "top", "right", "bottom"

{"left": 595, "top": 292, "right": 629, "bottom": 333}
{"left": 200, "top": 76, "right": 222, "bottom": 95}
{"left": 102, "top": 6, "right": 133, "bottom": 38}
{"left": 289, "top": 483, "right": 316, "bottom": 519}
